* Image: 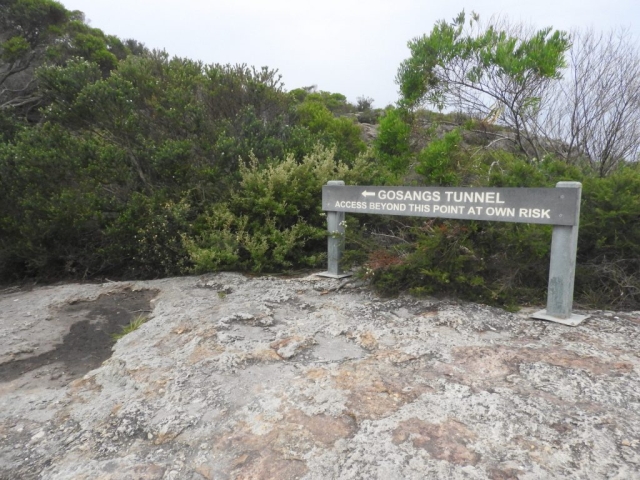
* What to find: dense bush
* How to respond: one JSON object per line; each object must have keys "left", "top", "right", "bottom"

{"left": 185, "top": 146, "right": 379, "bottom": 273}
{"left": 577, "top": 165, "right": 640, "bottom": 308}
{"left": 0, "top": 48, "right": 375, "bottom": 281}
{"left": 374, "top": 108, "right": 411, "bottom": 173}
{"left": 294, "top": 98, "right": 366, "bottom": 164}
{"left": 366, "top": 216, "right": 555, "bottom": 308}
{"left": 0, "top": 124, "right": 105, "bottom": 278}
{"left": 366, "top": 131, "right": 640, "bottom": 309}
{"left": 416, "top": 129, "right": 464, "bottom": 186}
{"left": 1, "top": 3, "right": 637, "bottom": 313}
{"left": 1, "top": 0, "right": 145, "bottom": 126}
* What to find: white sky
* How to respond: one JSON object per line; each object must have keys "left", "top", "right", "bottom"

{"left": 60, "top": 0, "right": 639, "bottom": 107}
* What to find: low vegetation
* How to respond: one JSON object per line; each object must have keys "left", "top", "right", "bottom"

{"left": 1, "top": 3, "right": 638, "bottom": 310}
{"left": 111, "top": 315, "right": 148, "bottom": 341}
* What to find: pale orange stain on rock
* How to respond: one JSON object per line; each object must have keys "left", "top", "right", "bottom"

{"left": 305, "top": 367, "right": 329, "bottom": 380}
{"left": 451, "top": 345, "right": 634, "bottom": 381}
{"left": 333, "top": 355, "right": 432, "bottom": 420}
{"left": 358, "top": 331, "right": 378, "bottom": 351}
{"left": 214, "top": 409, "right": 357, "bottom": 480}
{"left": 392, "top": 418, "right": 480, "bottom": 466}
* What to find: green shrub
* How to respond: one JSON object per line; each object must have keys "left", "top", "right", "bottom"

{"left": 184, "top": 146, "right": 379, "bottom": 273}
{"left": 355, "top": 96, "right": 380, "bottom": 124}
{"left": 415, "top": 129, "right": 464, "bottom": 185}
{"left": 374, "top": 108, "right": 411, "bottom": 173}
{"left": 368, "top": 143, "right": 640, "bottom": 310}
{"left": 0, "top": 120, "right": 193, "bottom": 280}
{"left": 101, "top": 193, "right": 191, "bottom": 278}
{"left": 295, "top": 100, "right": 366, "bottom": 163}
{"left": 290, "top": 88, "right": 354, "bottom": 116}
{"left": 368, "top": 217, "right": 552, "bottom": 308}
{"left": 577, "top": 165, "right": 640, "bottom": 308}
{"left": 0, "top": 124, "right": 107, "bottom": 279}
{"left": 487, "top": 152, "right": 583, "bottom": 187}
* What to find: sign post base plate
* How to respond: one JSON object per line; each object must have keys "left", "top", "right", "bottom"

{"left": 316, "top": 272, "right": 352, "bottom": 279}
{"left": 531, "top": 309, "right": 589, "bottom": 326}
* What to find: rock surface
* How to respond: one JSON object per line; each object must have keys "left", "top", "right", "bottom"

{"left": 0, "top": 273, "right": 639, "bottom": 479}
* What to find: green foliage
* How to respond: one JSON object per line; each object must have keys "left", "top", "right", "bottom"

{"left": 0, "top": 110, "right": 24, "bottom": 142}
{"left": 1, "top": 35, "right": 30, "bottom": 63}
{"left": 0, "top": 32, "right": 382, "bottom": 282}
{"left": 44, "top": 17, "right": 133, "bottom": 69}
{"left": 369, "top": 217, "right": 552, "bottom": 308}
{"left": 101, "top": 193, "right": 191, "bottom": 278}
{"left": 0, "top": 124, "right": 105, "bottom": 278}
{"left": 374, "top": 108, "right": 411, "bottom": 173}
{"left": 38, "top": 58, "right": 103, "bottom": 106}
{"left": 185, "top": 146, "right": 378, "bottom": 273}
{"left": 577, "top": 165, "right": 640, "bottom": 308}
{"left": 67, "top": 31, "right": 118, "bottom": 72}
{"left": 581, "top": 165, "right": 640, "bottom": 260}
{"left": 306, "top": 92, "right": 349, "bottom": 113}
{"left": 398, "top": 11, "right": 569, "bottom": 108}
{"left": 368, "top": 132, "right": 639, "bottom": 309}
{"left": 367, "top": 142, "right": 544, "bottom": 304}
{"left": 289, "top": 87, "right": 309, "bottom": 103}
{"left": 290, "top": 87, "right": 353, "bottom": 115}
{"left": 0, "top": 52, "right": 307, "bottom": 280}
{"left": 295, "top": 99, "right": 366, "bottom": 163}
{"left": 370, "top": 221, "right": 484, "bottom": 297}
{"left": 38, "top": 54, "right": 304, "bottom": 197}
{"left": 0, "top": 121, "right": 190, "bottom": 279}
{"left": 111, "top": 315, "right": 148, "bottom": 341}
{"left": 1, "top": 0, "right": 141, "bottom": 125}
{"left": 486, "top": 151, "right": 584, "bottom": 187}
{"left": 1, "top": 0, "right": 69, "bottom": 46}
{"left": 397, "top": 11, "right": 570, "bottom": 159}
{"left": 355, "top": 96, "right": 379, "bottom": 124}
{"left": 416, "top": 129, "right": 463, "bottom": 185}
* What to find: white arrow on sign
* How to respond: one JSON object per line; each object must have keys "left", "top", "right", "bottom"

{"left": 361, "top": 191, "right": 376, "bottom": 197}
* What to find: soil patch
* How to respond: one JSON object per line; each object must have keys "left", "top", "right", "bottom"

{"left": 0, "top": 289, "right": 157, "bottom": 385}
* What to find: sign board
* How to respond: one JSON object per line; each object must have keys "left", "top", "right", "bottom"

{"left": 322, "top": 186, "right": 579, "bottom": 226}
{"left": 319, "top": 181, "right": 587, "bottom": 326}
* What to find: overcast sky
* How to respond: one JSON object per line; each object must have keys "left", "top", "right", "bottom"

{"left": 60, "top": 0, "right": 639, "bottom": 107}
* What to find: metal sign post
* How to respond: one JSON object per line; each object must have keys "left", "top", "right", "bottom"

{"left": 320, "top": 181, "right": 588, "bottom": 326}
{"left": 317, "top": 181, "right": 352, "bottom": 279}
{"left": 532, "top": 182, "right": 587, "bottom": 326}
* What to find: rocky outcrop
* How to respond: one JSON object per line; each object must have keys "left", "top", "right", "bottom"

{"left": 0, "top": 273, "right": 638, "bottom": 479}
{"left": 359, "top": 123, "right": 379, "bottom": 144}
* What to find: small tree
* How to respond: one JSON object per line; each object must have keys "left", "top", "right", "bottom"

{"left": 0, "top": 0, "right": 142, "bottom": 124}
{"left": 542, "top": 28, "right": 640, "bottom": 175}
{"left": 397, "top": 11, "right": 570, "bottom": 160}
